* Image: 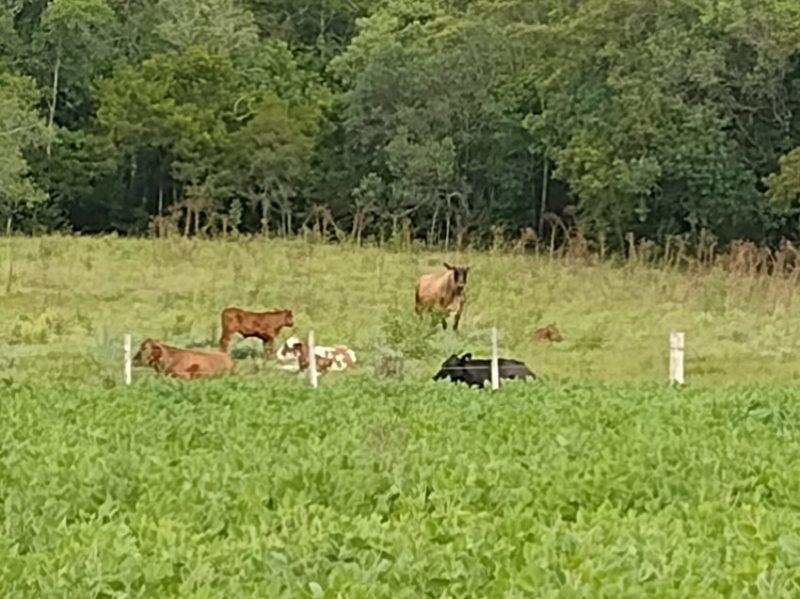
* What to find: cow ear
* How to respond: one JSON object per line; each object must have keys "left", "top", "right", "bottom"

{"left": 461, "top": 353, "right": 472, "bottom": 362}
{"left": 443, "top": 262, "right": 453, "bottom": 270}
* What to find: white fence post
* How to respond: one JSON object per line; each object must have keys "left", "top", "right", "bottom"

{"left": 669, "top": 331, "right": 684, "bottom": 385}
{"left": 123, "top": 334, "right": 132, "bottom": 385}
{"left": 308, "top": 330, "right": 318, "bottom": 389}
{"left": 491, "top": 327, "right": 500, "bottom": 390}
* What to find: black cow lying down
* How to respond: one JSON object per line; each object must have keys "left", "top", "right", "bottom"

{"left": 433, "top": 353, "right": 535, "bottom": 387}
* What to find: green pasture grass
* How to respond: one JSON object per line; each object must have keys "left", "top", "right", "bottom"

{"left": 3, "top": 379, "right": 800, "bottom": 596}
{"left": 1, "top": 235, "right": 800, "bottom": 386}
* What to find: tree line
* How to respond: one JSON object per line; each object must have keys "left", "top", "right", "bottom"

{"left": 3, "top": 0, "right": 800, "bottom": 252}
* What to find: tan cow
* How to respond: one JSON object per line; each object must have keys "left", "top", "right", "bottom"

{"left": 133, "top": 338, "right": 235, "bottom": 380}
{"left": 415, "top": 263, "right": 470, "bottom": 331}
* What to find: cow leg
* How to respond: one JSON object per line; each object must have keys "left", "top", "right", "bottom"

{"left": 219, "top": 330, "right": 232, "bottom": 353}
{"left": 453, "top": 304, "right": 464, "bottom": 331}
{"left": 262, "top": 338, "right": 274, "bottom": 358}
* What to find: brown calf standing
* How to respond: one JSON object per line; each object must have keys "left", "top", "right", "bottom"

{"left": 415, "top": 263, "right": 470, "bottom": 331}
{"left": 133, "top": 338, "right": 235, "bottom": 380}
{"left": 219, "top": 306, "right": 294, "bottom": 356}
{"left": 533, "top": 323, "right": 563, "bottom": 343}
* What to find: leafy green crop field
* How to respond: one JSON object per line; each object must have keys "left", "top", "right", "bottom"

{"left": 3, "top": 379, "right": 800, "bottom": 596}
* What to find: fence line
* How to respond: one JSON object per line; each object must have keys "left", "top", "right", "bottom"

{"left": 116, "top": 329, "right": 688, "bottom": 388}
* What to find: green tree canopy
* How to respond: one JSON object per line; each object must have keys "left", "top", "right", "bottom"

{"left": 0, "top": 71, "right": 51, "bottom": 228}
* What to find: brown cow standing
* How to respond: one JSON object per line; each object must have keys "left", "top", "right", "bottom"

{"left": 533, "top": 323, "right": 563, "bottom": 343}
{"left": 415, "top": 263, "right": 470, "bottom": 331}
{"left": 218, "top": 307, "right": 294, "bottom": 356}
{"left": 133, "top": 338, "right": 235, "bottom": 380}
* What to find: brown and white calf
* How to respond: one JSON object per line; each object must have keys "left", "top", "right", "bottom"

{"left": 276, "top": 336, "right": 357, "bottom": 373}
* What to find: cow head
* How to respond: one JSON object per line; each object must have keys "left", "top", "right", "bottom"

{"left": 285, "top": 339, "right": 315, "bottom": 370}
{"left": 432, "top": 352, "right": 472, "bottom": 381}
{"left": 277, "top": 336, "right": 302, "bottom": 361}
{"left": 133, "top": 338, "right": 165, "bottom": 368}
{"left": 281, "top": 310, "right": 295, "bottom": 327}
{"left": 316, "top": 355, "right": 335, "bottom": 373}
{"left": 443, "top": 263, "right": 470, "bottom": 289}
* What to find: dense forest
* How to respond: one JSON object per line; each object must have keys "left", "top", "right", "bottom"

{"left": 3, "top": 0, "right": 800, "bottom": 251}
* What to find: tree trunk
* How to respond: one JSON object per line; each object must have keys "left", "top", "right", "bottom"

{"left": 261, "top": 197, "right": 269, "bottom": 236}
{"left": 614, "top": 216, "right": 625, "bottom": 254}
{"left": 46, "top": 52, "right": 61, "bottom": 158}
{"left": 5, "top": 241, "right": 13, "bottom": 295}
{"left": 357, "top": 213, "right": 364, "bottom": 246}
{"left": 351, "top": 207, "right": 361, "bottom": 242}
{"left": 538, "top": 159, "right": 549, "bottom": 238}
{"left": 184, "top": 207, "right": 191, "bottom": 237}
{"left": 130, "top": 154, "right": 137, "bottom": 192}
{"left": 402, "top": 218, "right": 412, "bottom": 249}
{"left": 158, "top": 185, "right": 164, "bottom": 215}
{"left": 444, "top": 212, "right": 451, "bottom": 251}
{"left": 429, "top": 202, "right": 440, "bottom": 247}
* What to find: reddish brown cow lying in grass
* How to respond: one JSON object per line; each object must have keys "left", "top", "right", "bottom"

{"left": 133, "top": 338, "right": 235, "bottom": 380}
{"left": 533, "top": 323, "right": 563, "bottom": 343}
{"left": 218, "top": 307, "right": 294, "bottom": 356}
{"left": 415, "top": 263, "right": 470, "bottom": 331}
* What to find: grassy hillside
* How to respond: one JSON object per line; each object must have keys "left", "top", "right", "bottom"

{"left": 3, "top": 379, "right": 800, "bottom": 596}
{"left": 1, "top": 235, "right": 799, "bottom": 386}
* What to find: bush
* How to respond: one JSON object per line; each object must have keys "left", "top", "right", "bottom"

{"left": 379, "top": 305, "right": 438, "bottom": 359}
{"left": 9, "top": 309, "right": 69, "bottom": 344}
